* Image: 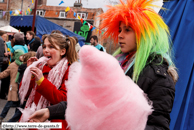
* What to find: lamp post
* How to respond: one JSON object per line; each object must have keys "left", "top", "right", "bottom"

{"left": 32, "top": 0, "right": 38, "bottom": 32}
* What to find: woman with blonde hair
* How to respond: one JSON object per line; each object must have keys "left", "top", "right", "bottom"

{"left": 19, "top": 33, "right": 77, "bottom": 130}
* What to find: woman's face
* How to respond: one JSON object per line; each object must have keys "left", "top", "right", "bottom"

{"left": 43, "top": 38, "right": 66, "bottom": 67}
{"left": 2, "top": 34, "right": 7, "bottom": 42}
{"left": 118, "top": 22, "right": 137, "bottom": 53}
{"left": 26, "top": 33, "right": 33, "bottom": 40}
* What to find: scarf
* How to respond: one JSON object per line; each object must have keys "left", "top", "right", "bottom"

{"left": 28, "top": 38, "right": 35, "bottom": 45}
{"left": 115, "top": 51, "right": 136, "bottom": 73}
{"left": 19, "top": 56, "right": 68, "bottom": 122}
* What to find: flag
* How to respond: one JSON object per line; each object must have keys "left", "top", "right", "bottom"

{"left": 28, "top": 8, "right": 31, "bottom": 12}
{"left": 59, "top": 0, "right": 64, "bottom": 5}
{"left": 74, "top": 12, "right": 77, "bottom": 17}
{"left": 81, "top": 18, "right": 83, "bottom": 23}
{"left": 83, "top": 21, "right": 87, "bottom": 25}
{"left": 78, "top": 15, "right": 81, "bottom": 20}
{"left": 91, "top": 27, "right": 96, "bottom": 31}
{"left": 65, "top": 7, "right": 70, "bottom": 12}
{"left": 88, "top": 23, "right": 91, "bottom": 28}
{"left": 10, "top": 11, "right": 13, "bottom": 15}
{"left": 14, "top": 10, "right": 19, "bottom": 15}
{"left": 89, "top": 25, "right": 93, "bottom": 30}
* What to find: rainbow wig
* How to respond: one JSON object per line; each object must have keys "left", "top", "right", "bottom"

{"left": 99, "top": 0, "right": 174, "bottom": 82}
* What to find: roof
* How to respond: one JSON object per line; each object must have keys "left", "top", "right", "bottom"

{"left": 36, "top": 5, "right": 103, "bottom": 19}
{"left": 10, "top": 15, "right": 85, "bottom": 46}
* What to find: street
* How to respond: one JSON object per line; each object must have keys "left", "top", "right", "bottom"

{"left": 0, "top": 99, "right": 16, "bottom": 130}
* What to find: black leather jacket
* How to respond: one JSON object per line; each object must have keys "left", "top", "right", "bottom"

{"left": 126, "top": 55, "right": 175, "bottom": 130}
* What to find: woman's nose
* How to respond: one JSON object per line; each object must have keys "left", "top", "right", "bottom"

{"left": 118, "top": 31, "right": 124, "bottom": 39}
{"left": 44, "top": 47, "right": 49, "bottom": 52}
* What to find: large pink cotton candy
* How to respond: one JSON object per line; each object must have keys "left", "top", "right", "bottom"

{"left": 66, "top": 46, "right": 152, "bottom": 130}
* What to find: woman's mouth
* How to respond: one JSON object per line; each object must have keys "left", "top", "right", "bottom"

{"left": 119, "top": 42, "right": 125, "bottom": 47}
{"left": 45, "top": 56, "right": 52, "bottom": 59}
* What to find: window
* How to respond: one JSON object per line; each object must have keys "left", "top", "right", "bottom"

{"left": 59, "top": 11, "right": 67, "bottom": 18}
{"left": 0, "top": 10, "right": 3, "bottom": 19}
{"left": 77, "top": 13, "right": 87, "bottom": 20}
{"left": 36, "top": 10, "right": 45, "bottom": 17}
{"left": 38, "top": 0, "right": 43, "bottom": 5}
{"left": 0, "top": 0, "right": 4, "bottom": 3}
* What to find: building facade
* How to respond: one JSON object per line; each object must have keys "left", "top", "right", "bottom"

{"left": 35, "top": 1, "right": 103, "bottom": 43}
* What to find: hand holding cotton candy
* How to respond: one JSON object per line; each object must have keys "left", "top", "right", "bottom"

{"left": 66, "top": 46, "right": 152, "bottom": 130}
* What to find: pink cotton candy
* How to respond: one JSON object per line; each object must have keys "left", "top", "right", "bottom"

{"left": 66, "top": 46, "right": 152, "bottom": 130}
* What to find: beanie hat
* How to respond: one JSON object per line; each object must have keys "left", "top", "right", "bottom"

{"left": 13, "top": 50, "right": 24, "bottom": 66}
{"left": 14, "top": 33, "right": 24, "bottom": 41}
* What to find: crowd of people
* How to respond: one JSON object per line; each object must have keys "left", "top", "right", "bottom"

{"left": 0, "top": 0, "right": 178, "bottom": 129}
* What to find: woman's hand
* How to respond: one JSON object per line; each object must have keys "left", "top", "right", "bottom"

{"left": 29, "top": 108, "right": 50, "bottom": 122}
{"left": 4, "top": 52, "right": 10, "bottom": 56}
{"left": 28, "top": 44, "right": 30, "bottom": 50}
{"left": 30, "top": 67, "right": 43, "bottom": 81}
{"left": 27, "top": 57, "right": 38, "bottom": 67}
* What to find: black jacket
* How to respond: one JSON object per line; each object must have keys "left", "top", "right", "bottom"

{"left": 17, "top": 63, "right": 27, "bottom": 84}
{"left": 126, "top": 55, "right": 175, "bottom": 130}
{"left": 28, "top": 38, "right": 40, "bottom": 52}
{"left": 0, "top": 37, "right": 5, "bottom": 68}
{"left": 48, "top": 101, "right": 67, "bottom": 120}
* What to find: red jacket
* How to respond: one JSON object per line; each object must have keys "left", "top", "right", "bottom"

{"left": 23, "top": 64, "right": 70, "bottom": 130}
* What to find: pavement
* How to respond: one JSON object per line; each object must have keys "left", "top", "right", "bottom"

{"left": 0, "top": 99, "right": 17, "bottom": 130}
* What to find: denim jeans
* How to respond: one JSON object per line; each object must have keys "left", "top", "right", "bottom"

{"left": 0, "top": 101, "right": 19, "bottom": 118}
{"left": 8, "top": 101, "right": 26, "bottom": 122}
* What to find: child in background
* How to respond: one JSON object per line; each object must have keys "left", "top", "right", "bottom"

{"left": 0, "top": 50, "right": 24, "bottom": 124}
{"left": 8, "top": 51, "right": 36, "bottom": 122}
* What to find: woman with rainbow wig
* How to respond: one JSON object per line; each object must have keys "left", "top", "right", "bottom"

{"left": 100, "top": 0, "right": 178, "bottom": 129}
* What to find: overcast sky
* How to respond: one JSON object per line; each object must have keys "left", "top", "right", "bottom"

{"left": 47, "top": 0, "right": 163, "bottom": 12}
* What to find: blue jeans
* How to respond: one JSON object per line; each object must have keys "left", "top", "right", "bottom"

{"left": 0, "top": 101, "right": 19, "bottom": 118}
{"left": 8, "top": 101, "right": 26, "bottom": 122}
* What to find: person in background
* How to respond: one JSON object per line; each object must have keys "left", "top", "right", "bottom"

{"left": 0, "top": 31, "right": 7, "bottom": 72}
{"left": 0, "top": 31, "right": 9, "bottom": 100}
{"left": 8, "top": 51, "right": 36, "bottom": 122}
{"left": 10, "top": 33, "right": 28, "bottom": 54}
{"left": 72, "top": 36, "right": 81, "bottom": 53}
{"left": 6, "top": 36, "right": 14, "bottom": 65}
{"left": 36, "top": 34, "right": 47, "bottom": 59}
{"left": 0, "top": 50, "right": 24, "bottom": 124}
{"left": 90, "top": 35, "right": 105, "bottom": 52}
{"left": 26, "top": 31, "right": 40, "bottom": 52}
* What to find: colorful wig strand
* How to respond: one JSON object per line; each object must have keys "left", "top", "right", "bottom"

{"left": 100, "top": 0, "right": 174, "bottom": 82}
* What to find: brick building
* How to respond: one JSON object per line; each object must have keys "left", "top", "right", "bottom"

{"left": 35, "top": 1, "right": 103, "bottom": 43}
{"left": 0, "top": 0, "right": 37, "bottom": 27}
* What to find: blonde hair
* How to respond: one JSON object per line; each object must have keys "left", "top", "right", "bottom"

{"left": 21, "top": 51, "right": 36, "bottom": 64}
{"left": 44, "top": 34, "right": 78, "bottom": 64}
